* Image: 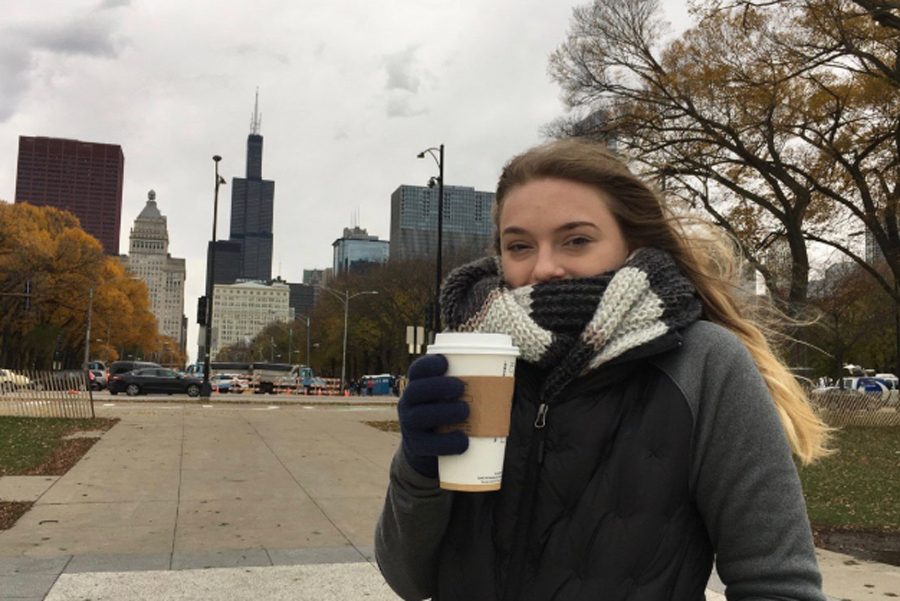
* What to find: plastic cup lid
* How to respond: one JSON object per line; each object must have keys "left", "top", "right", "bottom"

{"left": 427, "top": 332, "right": 520, "bottom": 356}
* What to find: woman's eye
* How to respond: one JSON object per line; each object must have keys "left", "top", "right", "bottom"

{"left": 566, "top": 236, "right": 592, "bottom": 248}
{"left": 505, "top": 242, "right": 531, "bottom": 253}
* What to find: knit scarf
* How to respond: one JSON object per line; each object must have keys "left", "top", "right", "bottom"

{"left": 440, "top": 247, "right": 702, "bottom": 404}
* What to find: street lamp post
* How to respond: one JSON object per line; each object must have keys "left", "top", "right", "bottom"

{"left": 297, "top": 314, "right": 311, "bottom": 367}
{"left": 201, "top": 155, "right": 225, "bottom": 399}
{"left": 317, "top": 286, "right": 378, "bottom": 393}
{"left": 417, "top": 144, "right": 444, "bottom": 337}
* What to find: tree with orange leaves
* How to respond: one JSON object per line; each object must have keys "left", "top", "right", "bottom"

{"left": 0, "top": 201, "right": 161, "bottom": 369}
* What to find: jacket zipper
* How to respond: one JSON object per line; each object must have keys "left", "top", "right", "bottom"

{"left": 503, "top": 400, "right": 550, "bottom": 601}
{"left": 534, "top": 402, "right": 549, "bottom": 464}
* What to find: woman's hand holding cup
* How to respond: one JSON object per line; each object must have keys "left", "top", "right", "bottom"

{"left": 398, "top": 354, "right": 470, "bottom": 478}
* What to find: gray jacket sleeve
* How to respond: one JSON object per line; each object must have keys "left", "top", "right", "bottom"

{"left": 658, "top": 321, "right": 825, "bottom": 601}
{"left": 374, "top": 447, "right": 454, "bottom": 601}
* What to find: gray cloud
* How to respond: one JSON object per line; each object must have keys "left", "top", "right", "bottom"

{"left": 30, "top": 18, "right": 121, "bottom": 57}
{"left": 386, "top": 94, "right": 427, "bottom": 119}
{"left": 232, "top": 43, "right": 291, "bottom": 66}
{"left": 0, "top": 16, "right": 124, "bottom": 122}
{"left": 383, "top": 46, "right": 421, "bottom": 92}
{"left": 97, "top": 0, "right": 132, "bottom": 9}
{"left": 0, "top": 44, "right": 32, "bottom": 122}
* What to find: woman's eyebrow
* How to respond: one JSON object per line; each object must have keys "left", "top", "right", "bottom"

{"left": 557, "top": 221, "right": 597, "bottom": 232}
{"left": 502, "top": 221, "right": 599, "bottom": 236}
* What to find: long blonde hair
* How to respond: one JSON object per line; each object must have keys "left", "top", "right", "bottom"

{"left": 494, "top": 139, "right": 829, "bottom": 464}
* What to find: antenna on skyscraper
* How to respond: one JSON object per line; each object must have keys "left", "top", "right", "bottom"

{"left": 250, "top": 88, "right": 261, "bottom": 135}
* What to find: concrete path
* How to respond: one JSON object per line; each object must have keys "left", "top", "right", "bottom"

{"left": 0, "top": 400, "right": 894, "bottom": 600}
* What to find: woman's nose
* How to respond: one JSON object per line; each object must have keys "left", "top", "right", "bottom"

{"left": 531, "top": 248, "right": 565, "bottom": 284}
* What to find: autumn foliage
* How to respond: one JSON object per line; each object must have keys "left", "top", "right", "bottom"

{"left": 547, "top": 0, "right": 898, "bottom": 308}
{"left": 0, "top": 201, "right": 164, "bottom": 369}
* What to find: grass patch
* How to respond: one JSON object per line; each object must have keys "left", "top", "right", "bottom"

{"left": 0, "top": 416, "right": 119, "bottom": 476}
{"left": 798, "top": 426, "right": 900, "bottom": 532}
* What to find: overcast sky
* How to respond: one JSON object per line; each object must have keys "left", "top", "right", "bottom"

{"left": 0, "top": 0, "right": 691, "bottom": 362}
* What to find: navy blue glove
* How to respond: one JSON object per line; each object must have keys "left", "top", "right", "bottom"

{"left": 399, "top": 354, "right": 469, "bottom": 478}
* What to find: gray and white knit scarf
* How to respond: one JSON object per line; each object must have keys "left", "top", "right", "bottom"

{"left": 440, "top": 247, "right": 702, "bottom": 402}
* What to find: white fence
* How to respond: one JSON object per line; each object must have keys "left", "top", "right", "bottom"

{"left": 0, "top": 369, "right": 94, "bottom": 418}
{"left": 810, "top": 389, "right": 899, "bottom": 427}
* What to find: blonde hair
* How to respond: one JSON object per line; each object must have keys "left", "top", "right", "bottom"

{"left": 495, "top": 139, "right": 829, "bottom": 464}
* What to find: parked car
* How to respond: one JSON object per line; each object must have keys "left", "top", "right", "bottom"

{"left": 108, "top": 367, "right": 202, "bottom": 397}
{"left": 108, "top": 360, "right": 162, "bottom": 378}
{"left": 0, "top": 368, "right": 31, "bottom": 391}
{"left": 88, "top": 360, "right": 107, "bottom": 373}
{"left": 89, "top": 369, "right": 107, "bottom": 391}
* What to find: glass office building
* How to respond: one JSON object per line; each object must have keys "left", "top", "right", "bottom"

{"left": 389, "top": 184, "right": 495, "bottom": 269}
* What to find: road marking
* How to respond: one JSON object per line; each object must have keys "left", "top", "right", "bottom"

{"left": 103, "top": 403, "right": 115, "bottom": 407}
{"left": 202, "top": 404, "right": 213, "bottom": 408}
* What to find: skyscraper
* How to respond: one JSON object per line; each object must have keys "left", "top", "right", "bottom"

{"left": 332, "top": 226, "right": 389, "bottom": 275}
{"left": 228, "top": 92, "right": 274, "bottom": 281}
{"left": 15, "top": 136, "right": 124, "bottom": 255}
{"left": 389, "top": 184, "right": 495, "bottom": 268}
{"left": 206, "top": 240, "right": 243, "bottom": 288}
{"left": 121, "top": 191, "right": 186, "bottom": 349}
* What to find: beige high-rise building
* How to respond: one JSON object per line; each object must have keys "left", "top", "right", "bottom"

{"left": 121, "top": 190, "right": 186, "bottom": 349}
{"left": 209, "top": 280, "right": 292, "bottom": 359}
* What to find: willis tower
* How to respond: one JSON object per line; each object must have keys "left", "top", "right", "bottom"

{"left": 225, "top": 91, "right": 275, "bottom": 282}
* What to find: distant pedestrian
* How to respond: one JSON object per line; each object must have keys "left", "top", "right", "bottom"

{"left": 376, "top": 139, "right": 830, "bottom": 601}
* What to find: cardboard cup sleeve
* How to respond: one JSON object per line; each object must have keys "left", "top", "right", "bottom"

{"left": 439, "top": 375, "right": 515, "bottom": 437}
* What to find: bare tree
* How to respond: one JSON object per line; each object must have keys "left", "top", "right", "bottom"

{"left": 548, "top": 0, "right": 899, "bottom": 309}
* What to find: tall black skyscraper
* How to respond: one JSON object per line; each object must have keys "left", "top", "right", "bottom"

{"left": 206, "top": 240, "right": 243, "bottom": 287}
{"left": 229, "top": 91, "right": 274, "bottom": 281}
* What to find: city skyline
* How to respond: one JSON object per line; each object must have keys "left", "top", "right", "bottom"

{"left": 0, "top": 0, "right": 693, "bottom": 361}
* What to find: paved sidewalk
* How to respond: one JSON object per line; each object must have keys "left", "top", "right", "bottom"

{"left": 0, "top": 401, "right": 895, "bottom": 600}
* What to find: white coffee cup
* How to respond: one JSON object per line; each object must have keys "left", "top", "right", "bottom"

{"left": 426, "top": 332, "right": 519, "bottom": 492}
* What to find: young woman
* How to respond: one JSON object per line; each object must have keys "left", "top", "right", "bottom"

{"left": 375, "top": 139, "right": 829, "bottom": 601}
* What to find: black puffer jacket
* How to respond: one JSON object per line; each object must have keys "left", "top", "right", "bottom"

{"left": 375, "top": 322, "right": 825, "bottom": 601}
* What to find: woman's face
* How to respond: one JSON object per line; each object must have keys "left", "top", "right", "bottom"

{"left": 498, "top": 178, "right": 630, "bottom": 288}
